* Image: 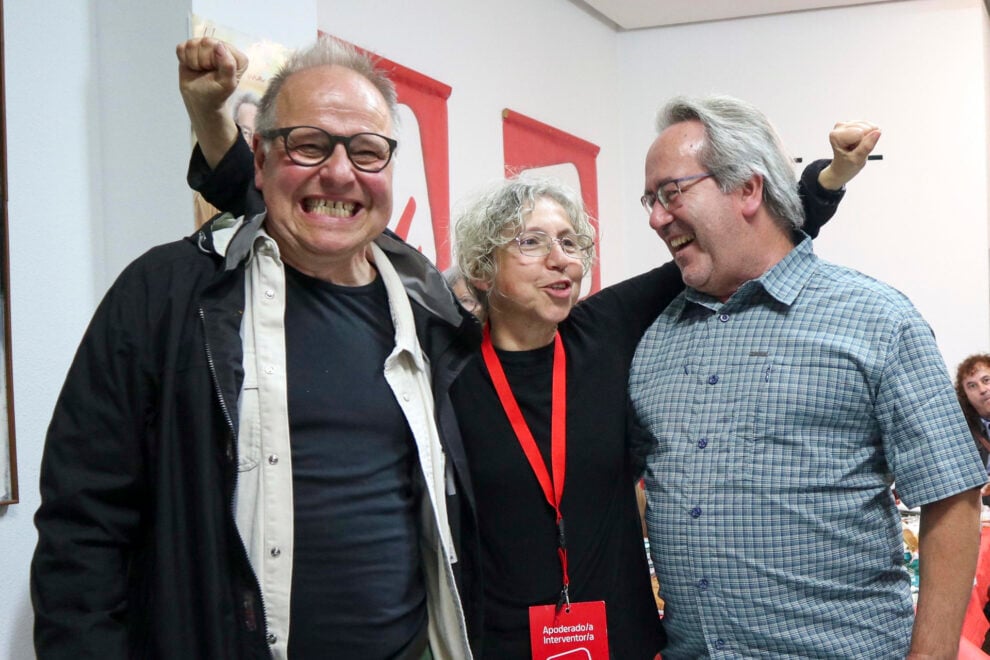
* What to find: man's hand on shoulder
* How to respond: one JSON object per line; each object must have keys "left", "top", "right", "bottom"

{"left": 818, "top": 120, "right": 882, "bottom": 191}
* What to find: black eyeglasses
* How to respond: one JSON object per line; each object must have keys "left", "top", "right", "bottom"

{"left": 512, "top": 231, "right": 595, "bottom": 258}
{"left": 640, "top": 173, "right": 712, "bottom": 213}
{"left": 259, "top": 125, "right": 398, "bottom": 173}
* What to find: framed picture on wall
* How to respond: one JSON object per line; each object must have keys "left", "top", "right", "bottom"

{"left": 0, "top": 0, "right": 18, "bottom": 506}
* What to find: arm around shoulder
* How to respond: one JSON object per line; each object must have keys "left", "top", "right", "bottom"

{"left": 178, "top": 37, "right": 262, "bottom": 218}
{"left": 797, "top": 120, "right": 880, "bottom": 238}
{"left": 798, "top": 159, "right": 844, "bottom": 238}
{"left": 177, "top": 37, "right": 247, "bottom": 169}
{"left": 187, "top": 133, "right": 262, "bottom": 218}
{"left": 584, "top": 261, "right": 685, "bottom": 334}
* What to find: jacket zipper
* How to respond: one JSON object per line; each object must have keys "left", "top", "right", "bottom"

{"left": 199, "top": 306, "right": 271, "bottom": 648}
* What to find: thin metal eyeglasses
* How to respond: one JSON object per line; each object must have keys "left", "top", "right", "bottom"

{"left": 512, "top": 231, "right": 595, "bottom": 258}
{"left": 259, "top": 125, "right": 398, "bottom": 173}
{"left": 640, "top": 172, "right": 713, "bottom": 213}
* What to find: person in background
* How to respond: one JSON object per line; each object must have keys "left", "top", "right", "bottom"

{"left": 956, "top": 354, "right": 990, "bottom": 494}
{"left": 630, "top": 93, "right": 984, "bottom": 659}
{"left": 31, "top": 37, "right": 480, "bottom": 660}
{"left": 192, "top": 79, "right": 259, "bottom": 227}
{"left": 955, "top": 354, "right": 990, "bottom": 653}
{"left": 443, "top": 265, "right": 483, "bottom": 320}
{"left": 232, "top": 91, "right": 260, "bottom": 145}
{"left": 193, "top": 78, "right": 262, "bottom": 227}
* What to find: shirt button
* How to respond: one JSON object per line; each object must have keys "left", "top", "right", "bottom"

{"left": 268, "top": 454, "right": 279, "bottom": 465}
{"left": 264, "top": 365, "right": 275, "bottom": 375}
{"left": 270, "top": 546, "right": 281, "bottom": 558}
{"left": 690, "top": 506, "right": 702, "bottom": 518}
{"left": 698, "top": 578, "right": 709, "bottom": 591}
{"left": 264, "top": 289, "right": 275, "bottom": 299}
{"left": 266, "top": 633, "right": 278, "bottom": 645}
{"left": 715, "top": 638, "right": 725, "bottom": 650}
{"left": 697, "top": 438, "right": 708, "bottom": 449}
{"left": 707, "top": 374, "right": 719, "bottom": 385}
{"left": 718, "top": 313, "right": 729, "bottom": 322}
{"left": 402, "top": 393, "right": 411, "bottom": 402}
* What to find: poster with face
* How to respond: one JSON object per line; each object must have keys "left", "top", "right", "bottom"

{"left": 502, "top": 109, "right": 601, "bottom": 297}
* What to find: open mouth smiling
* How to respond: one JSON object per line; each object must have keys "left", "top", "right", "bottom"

{"left": 543, "top": 280, "right": 575, "bottom": 298}
{"left": 304, "top": 198, "right": 358, "bottom": 218}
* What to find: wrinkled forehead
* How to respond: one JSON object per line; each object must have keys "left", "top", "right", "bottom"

{"left": 645, "top": 120, "right": 706, "bottom": 183}
{"left": 276, "top": 65, "right": 393, "bottom": 135}
{"left": 521, "top": 196, "right": 578, "bottom": 233}
{"left": 965, "top": 363, "right": 990, "bottom": 381}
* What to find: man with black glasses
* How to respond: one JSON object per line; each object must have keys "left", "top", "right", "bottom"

{"left": 32, "top": 37, "right": 480, "bottom": 660}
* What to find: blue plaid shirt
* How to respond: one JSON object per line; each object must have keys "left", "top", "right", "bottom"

{"left": 630, "top": 237, "right": 986, "bottom": 659}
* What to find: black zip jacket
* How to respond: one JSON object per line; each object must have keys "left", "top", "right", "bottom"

{"left": 31, "top": 213, "right": 483, "bottom": 659}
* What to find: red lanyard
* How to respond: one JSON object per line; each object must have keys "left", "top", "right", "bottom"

{"left": 480, "top": 324, "right": 571, "bottom": 609}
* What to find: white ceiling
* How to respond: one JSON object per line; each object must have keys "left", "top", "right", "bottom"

{"left": 569, "top": 0, "right": 903, "bottom": 30}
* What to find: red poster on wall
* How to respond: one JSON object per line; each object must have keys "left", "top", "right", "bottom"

{"left": 502, "top": 110, "right": 602, "bottom": 294}
{"left": 331, "top": 34, "right": 454, "bottom": 270}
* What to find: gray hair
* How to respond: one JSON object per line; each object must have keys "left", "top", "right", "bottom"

{"left": 656, "top": 95, "right": 804, "bottom": 230}
{"left": 441, "top": 265, "right": 465, "bottom": 289}
{"left": 453, "top": 175, "right": 596, "bottom": 313}
{"left": 255, "top": 36, "right": 399, "bottom": 138}
{"left": 231, "top": 92, "right": 260, "bottom": 122}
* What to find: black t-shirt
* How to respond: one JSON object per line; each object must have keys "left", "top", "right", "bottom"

{"left": 283, "top": 265, "right": 426, "bottom": 658}
{"left": 451, "top": 264, "right": 686, "bottom": 659}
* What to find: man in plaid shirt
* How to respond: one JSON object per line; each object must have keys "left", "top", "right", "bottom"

{"left": 630, "top": 94, "right": 986, "bottom": 659}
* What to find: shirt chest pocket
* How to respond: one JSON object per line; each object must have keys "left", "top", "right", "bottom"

{"left": 690, "top": 353, "right": 774, "bottom": 441}
{"left": 761, "top": 357, "right": 870, "bottom": 424}
{"left": 660, "top": 355, "right": 774, "bottom": 484}
{"left": 754, "top": 354, "right": 875, "bottom": 483}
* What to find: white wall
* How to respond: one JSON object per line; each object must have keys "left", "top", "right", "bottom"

{"left": 0, "top": 3, "right": 189, "bottom": 657}
{"left": 985, "top": 0, "right": 990, "bottom": 322}
{"left": 0, "top": 0, "right": 986, "bottom": 657}
{"left": 619, "top": 0, "right": 990, "bottom": 372}
{"left": 191, "top": 0, "right": 316, "bottom": 48}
